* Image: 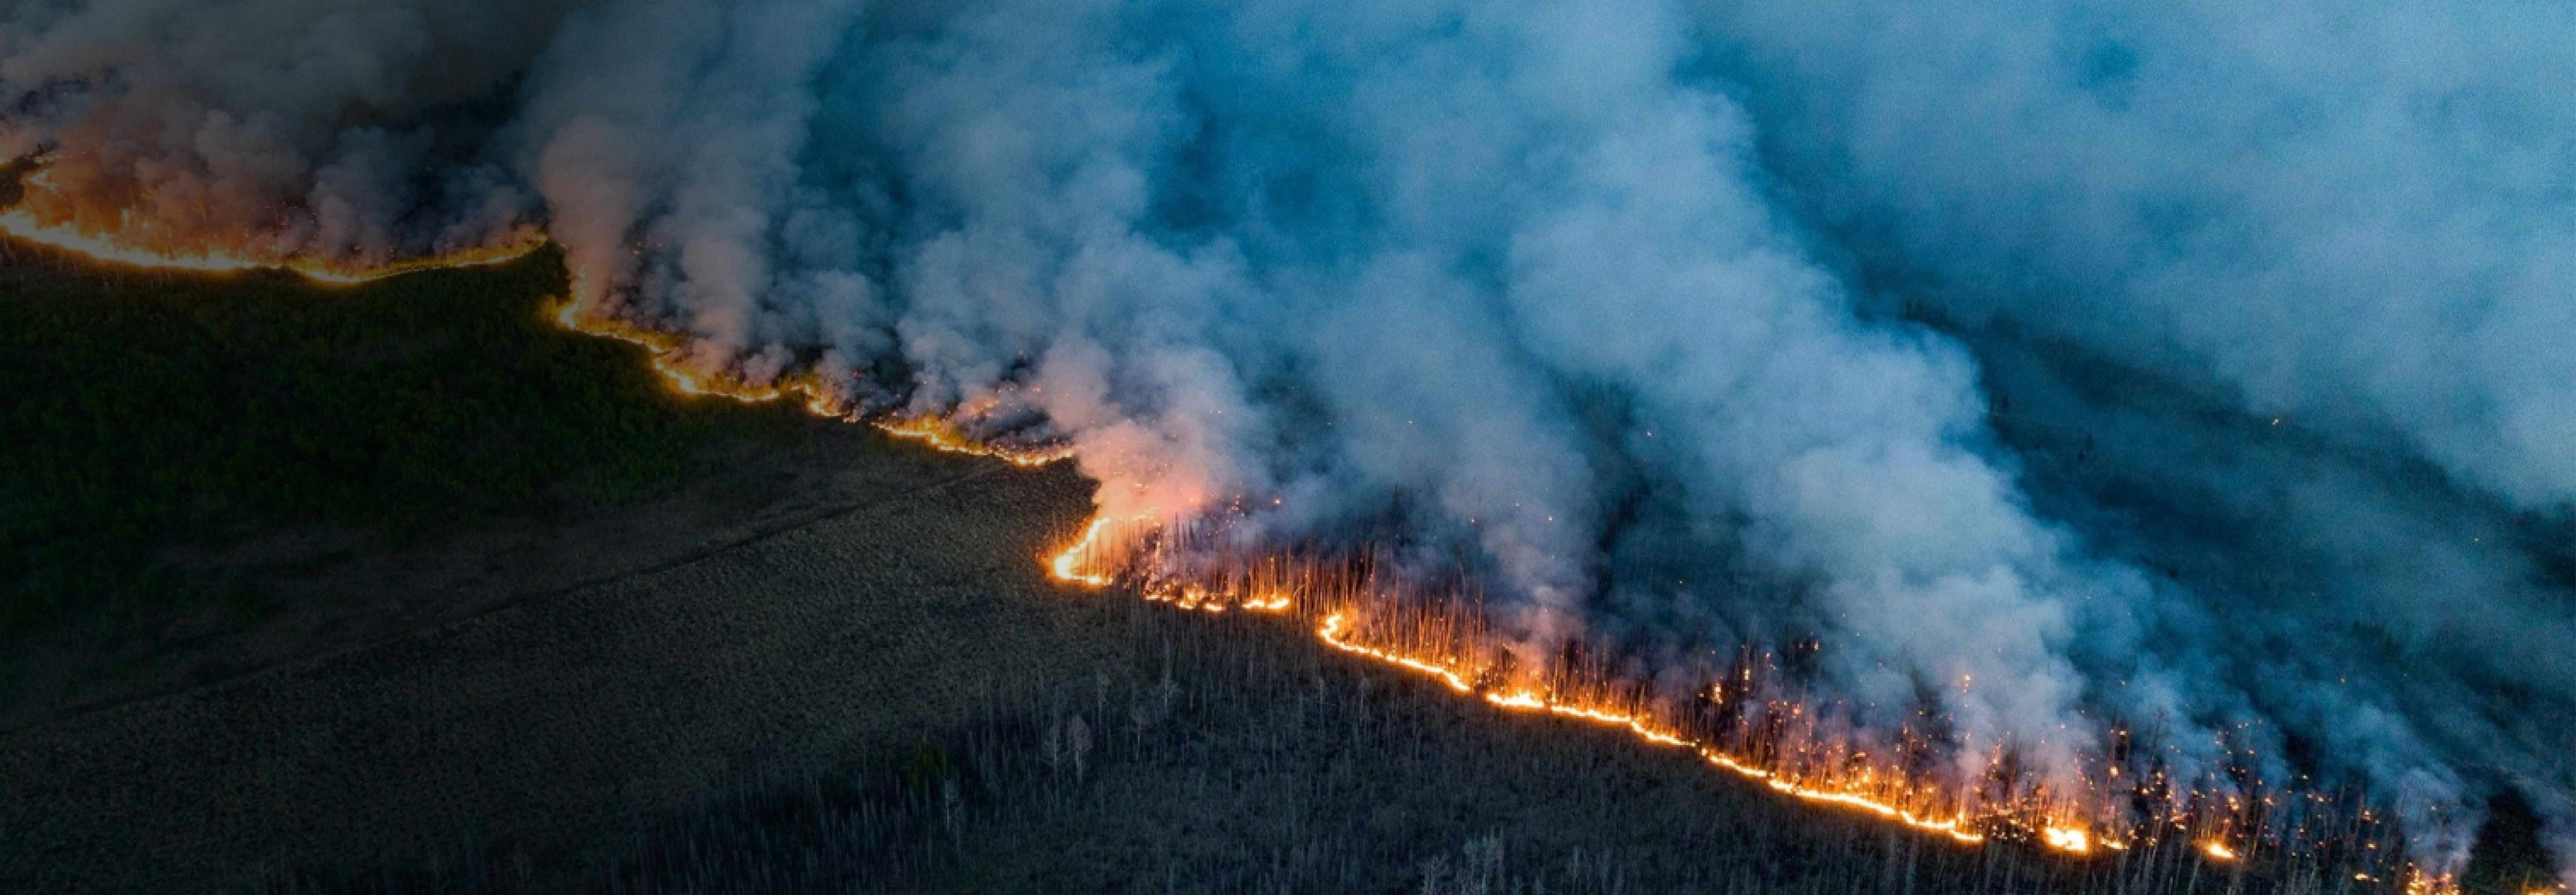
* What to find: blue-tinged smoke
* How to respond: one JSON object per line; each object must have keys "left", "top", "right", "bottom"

{"left": 3, "top": 0, "right": 2568, "bottom": 875}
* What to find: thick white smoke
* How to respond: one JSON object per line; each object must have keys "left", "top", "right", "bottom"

{"left": 1694, "top": 0, "right": 2576, "bottom": 869}
{"left": 1702, "top": 0, "right": 2576, "bottom": 505}
{"left": 4, "top": 0, "right": 2569, "bottom": 874}
{"left": 0, "top": 0, "right": 570, "bottom": 262}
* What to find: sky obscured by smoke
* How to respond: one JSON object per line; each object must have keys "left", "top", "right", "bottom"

{"left": 5, "top": 0, "right": 2570, "bottom": 873}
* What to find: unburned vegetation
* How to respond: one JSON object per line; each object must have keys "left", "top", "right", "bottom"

{"left": 0, "top": 241, "right": 804, "bottom": 635}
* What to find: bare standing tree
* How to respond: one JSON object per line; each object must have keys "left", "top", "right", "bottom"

{"left": 1068, "top": 714, "right": 1092, "bottom": 783}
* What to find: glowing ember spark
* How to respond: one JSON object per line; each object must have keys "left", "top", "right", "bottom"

{"left": 2204, "top": 840, "right": 2238, "bottom": 861}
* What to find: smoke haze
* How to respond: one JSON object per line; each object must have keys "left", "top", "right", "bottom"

{"left": 5, "top": 0, "right": 2570, "bottom": 874}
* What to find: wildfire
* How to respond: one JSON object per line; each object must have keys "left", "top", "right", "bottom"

{"left": 1049, "top": 516, "right": 1129, "bottom": 588}
{"left": 1320, "top": 612, "right": 1478, "bottom": 694}
{"left": 549, "top": 285, "right": 1076, "bottom": 466}
{"left": 2044, "top": 826, "right": 2092, "bottom": 853}
{"left": 0, "top": 210, "right": 545, "bottom": 285}
{"left": 549, "top": 291, "right": 800, "bottom": 405}
{"left": 2, "top": 219, "right": 2462, "bottom": 891}
{"left": 879, "top": 416, "right": 1072, "bottom": 468}
{"left": 1482, "top": 690, "right": 1694, "bottom": 748}
{"left": 1044, "top": 511, "right": 2465, "bottom": 888}
{"left": 1044, "top": 516, "right": 1325, "bottom": 614}
{"left": 0, "top": 208, "right": 1069, "bottom": 468}
{"left": 1703, "top": 751, "right": 1990, "bottom": 844}
{"left": 1318, "top": 610, "right": 1990, "bottom": 844}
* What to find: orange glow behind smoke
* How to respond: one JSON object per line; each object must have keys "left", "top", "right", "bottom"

{"left": 3, "top": 221, "right": 2458, "bottom": 893}
{"left": 547, "top": 277, "right": 1075, "bottom": 466}
{"left": 878, "top": 416, "right": 1073, "bottom": 468}
{"left": 0, "top": 211, "right": 545, "bottom": 285}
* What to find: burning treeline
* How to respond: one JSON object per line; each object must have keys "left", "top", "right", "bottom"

{"left": 0, "top": 205, "right": 2487, "bottom": 892}
{"left": 462, "top": 266, "right": 2478, "bottom": 894}
{"left": 16, "top": 0, "right": 2576, "bottom": 888}
{"left": 0, "top": 156, "right": 544, "bottom": 285}
{"left": 1040, "top": 513, "right": 2453, "bottom": 893}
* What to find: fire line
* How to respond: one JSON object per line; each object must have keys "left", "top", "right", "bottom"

{"left": 0, "top": 222, "right": 2462, "bottom": 894}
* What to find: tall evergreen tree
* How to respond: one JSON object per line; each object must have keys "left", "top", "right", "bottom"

{"left": 2465, "top": 789, "right": 2561, "bottom": 895}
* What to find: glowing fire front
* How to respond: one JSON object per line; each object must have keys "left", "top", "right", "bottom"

{"left": 1306, "top": 609, "right": 1980, "bottom": 845}
{"left": 0, "top": 222, "right": 2464, "bottom": 893}
{"left": 1039, "top": 513, "right": 2451, "bottom": 889}
{"left": 0, "top": 210, "right": 546, "bottom": 285}
{"left": 0, "top": 209, "right": 1064, "bottom": 466}
{"left": 1057, "top": 523, "right": 1998, "bottom": 842}
{"left": 547, "top": 284, "right": 1078, "bottom": 466}
{"left": 1049, "top": 517, "right": 1126, "bottom": 588}
{"left": 1049, "top": 516, "right": 1304, "bottom": 614}
{"left": 1307, "top": 607, "right": 2007, "bottom": 848}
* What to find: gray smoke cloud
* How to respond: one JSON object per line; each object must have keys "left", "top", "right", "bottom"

{"left": 1693, "top": 0, "right": 2576, "bottom": 869}
{"left": 1700, "top": 0, "right": 2576, "bottom": 503}
{"left": 4, "top": 0, "right": 2568, "bottom": 874}
{"left": 0, "top": 0, "right": 572, "bottom": 261}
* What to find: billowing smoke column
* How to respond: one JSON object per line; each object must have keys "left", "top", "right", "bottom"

{"left": 0, "top": 0, "right": 571, "bottom": 264}
{"left": 1691, "top": 0, "right": 2576, "bottom": 873}
{"left": 5, "top": 0, "right": 2571, "bottom": 877}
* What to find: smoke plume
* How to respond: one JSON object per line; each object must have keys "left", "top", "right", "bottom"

{"left": 5, "top": 0, "right": 2569, "bottom": 875}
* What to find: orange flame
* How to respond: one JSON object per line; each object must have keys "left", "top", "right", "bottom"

{"left": 0, "top": 210, "right": 545, "bottom": 285}
{"left": 1316, "top": 611, "right": 1991, "bottom": 845}
{"left": 548, "top": 287, "right": 1074, "bottom": 466}
{"left": 1039, "top": 510, "right": 2464, "bottom": 878}
{"left": 0, "top": 220, "right": 2460, "bottom": 888}
{"left": 879, "top": 416, "right": 1072, "bottom": 468}
{"left": 0, "top": 212, "right": 1068, "bottom": 467}
{"left": 1049, "top": 516, "right": 1128, "bottom": 588}
{"left": 2044, "top": 826, "right": 2092, "bottom": 853}
{"left": 1046, "top": 516, "right": 1297, "bottom": 614}
{"left": 1014, "top": 507, "right": 2461, "bottom": 885}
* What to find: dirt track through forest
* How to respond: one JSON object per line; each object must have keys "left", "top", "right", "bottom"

{"left": 0, "top": 451, "right": 1113, "bottom": 892}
